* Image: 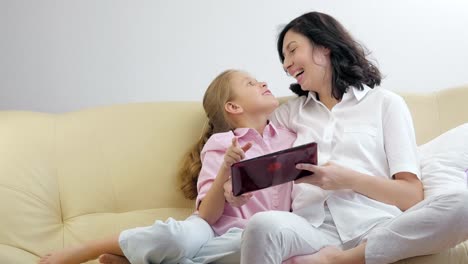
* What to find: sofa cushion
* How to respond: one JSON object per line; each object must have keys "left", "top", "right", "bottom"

{"left": 418, "top": 123, "right": 468, "bottom": 198}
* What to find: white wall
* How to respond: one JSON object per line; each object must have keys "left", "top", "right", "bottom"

{"left": 1, "top": 0, "right": 467, "bottom": 113}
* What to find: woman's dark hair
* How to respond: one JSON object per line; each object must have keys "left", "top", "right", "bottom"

{"left": 277, "top": 11, "right": 382, "bottom": 99}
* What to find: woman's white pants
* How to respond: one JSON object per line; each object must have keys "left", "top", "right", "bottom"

{"left": 241, "top": 190, "right": 468, "bottom": 264}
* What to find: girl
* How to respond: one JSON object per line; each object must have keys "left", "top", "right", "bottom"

{"left": 240, "top": 11, "right": 468, "bottom": 264}
{"left": 39, "top": 69, "right": 297, "bottom": 264}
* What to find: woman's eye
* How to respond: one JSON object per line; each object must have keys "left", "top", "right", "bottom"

{"left": 248, "top": 81, "right": 254, "bottom": 86}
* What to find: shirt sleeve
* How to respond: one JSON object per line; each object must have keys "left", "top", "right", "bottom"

{"left": 270, "top": 100, "right": 292, "bottom": 130}
{"left": 195, "top": 149, "right": 225, "bottom": 209}
{"left": 383, "top": 94, "right": 421, "bottom": 179}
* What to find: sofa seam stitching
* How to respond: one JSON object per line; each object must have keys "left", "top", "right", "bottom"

{"left": 53, "top": 115, "right": 65, "bottom": 249}
{"left": 434, "top": 91, "right": 442, "bottom": 136}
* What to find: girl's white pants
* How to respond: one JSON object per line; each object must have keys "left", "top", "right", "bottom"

{"left": 119, "top": 215, "right": 240, "bottom": 264}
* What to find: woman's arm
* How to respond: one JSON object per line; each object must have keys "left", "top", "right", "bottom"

{"left": 350, "top": 171, "right": 423, "bottom": 211}
{"left": 376, "top": 92, "right": 423, "bottom": 210}
{"left": 296, "top": 93, "right": 424, "bottom": 211}
{"left": 296, "top": 162, "right": 423, "bottom": 211}
{"left": 270, "top": 98, "right": 293, "bottom": 129}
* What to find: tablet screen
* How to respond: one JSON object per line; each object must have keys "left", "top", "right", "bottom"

{"left": 231, "top": 142, "right": 317, "bottom": 196}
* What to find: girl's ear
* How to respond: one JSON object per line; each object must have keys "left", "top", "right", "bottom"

{"left": 225, "top": 101, "right": 243, "bottom": 115}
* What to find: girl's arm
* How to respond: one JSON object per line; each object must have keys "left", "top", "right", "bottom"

{"left": 198, "top": 138, "right": 252, "bottom": 225}
{"left": 198, "top": 164, "right": 230, "bottom": 225}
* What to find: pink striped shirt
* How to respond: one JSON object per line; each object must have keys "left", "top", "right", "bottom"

{"left": 195, "top": 122, "right": 297, "bottom": 235}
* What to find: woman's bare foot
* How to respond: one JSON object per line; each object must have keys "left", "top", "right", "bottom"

{"left": 98, "top": 254, "right": 131, "bottom": 264}
{"left": 38, "top": 246, "right": 86, "bottom": 264}
{"left": 283, "top": 246, "right": 344, "bottom": 264}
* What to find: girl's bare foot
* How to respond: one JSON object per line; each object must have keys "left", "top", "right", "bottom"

{"left": 38, "top": 246, "right": 86, "bottom": 264}
{"left": 98, "top": 254, "right": 131, "bottom": 264}
{"left": 283, "top": 246, "right": 343, "bottom": 264}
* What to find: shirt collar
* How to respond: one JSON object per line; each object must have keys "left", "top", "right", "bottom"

{"left": 303, "top": 91, "right": 314, "bottom": 106}
{"left": 303, "top": 85, "right": 371, "bottom": 106}
{"left": 351, "top": 85, "right": 371, "bottom": 101}
{"left": 232, "top": 121, "right": 278, "bottom": 138}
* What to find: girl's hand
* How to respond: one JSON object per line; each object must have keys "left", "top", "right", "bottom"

{"left": 224, "top": 178, "right": 253, "bottom": 207}
{"left": 294, "top": 161, "right": 356, "bottom": 190}
{"left": 222, "top": 137, "right": 253, "bottom": 171}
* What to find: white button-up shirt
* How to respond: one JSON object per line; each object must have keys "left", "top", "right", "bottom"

{"left": 271, "top": 86, "right": 420, "bottom": 242}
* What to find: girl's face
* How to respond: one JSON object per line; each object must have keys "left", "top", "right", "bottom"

{"left": 281, "top": 30, "right": 331, "bottom": 93}
{"left": 228, "top": 71, "right": 279, "bottom": 115}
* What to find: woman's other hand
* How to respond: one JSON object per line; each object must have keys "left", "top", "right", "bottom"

{"left": 294, "top": 161, "right": 356, "bottom": 190}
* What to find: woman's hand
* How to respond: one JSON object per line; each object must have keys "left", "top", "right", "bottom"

{"left": 224, "top": 178, "right": 253, "bottom": 207}
{"left": 295, "top": 162, "right": 423, "bottom": 210}
{"left": 294, "top": 161, "right": 357, "bottom": 190}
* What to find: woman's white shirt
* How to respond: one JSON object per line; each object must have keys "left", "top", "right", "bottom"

{"left": 271, "top": 86, "right": 420, "bottom": 242}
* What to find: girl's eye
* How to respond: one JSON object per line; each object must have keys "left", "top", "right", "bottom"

{"left": 248, "top": 81, "right": 255, "bottom": 86}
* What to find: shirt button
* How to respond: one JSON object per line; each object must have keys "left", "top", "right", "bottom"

{"left": 273, "top": 199, "right": 279, "bottom": 207}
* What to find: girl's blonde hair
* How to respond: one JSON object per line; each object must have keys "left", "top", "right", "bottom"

{"left": 178, "top": 69, "right": 239, "bottom": 200}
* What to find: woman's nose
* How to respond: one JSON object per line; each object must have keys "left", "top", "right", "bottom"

{"left": 283, "top": 57, "right": 292, "bottom": 74}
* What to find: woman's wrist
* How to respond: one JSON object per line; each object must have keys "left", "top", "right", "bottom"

{"left": 349, "top": 171, "right": 367, "bottom": 191}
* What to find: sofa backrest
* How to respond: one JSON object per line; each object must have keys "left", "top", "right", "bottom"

{"left": 400, "top": 84, "right": 468, "bottom": 145}
{"left": 0, "top": 102, "right": 204, "bottom": 255}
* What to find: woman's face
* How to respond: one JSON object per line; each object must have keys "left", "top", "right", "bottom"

{"left": 282, "top": 30, "right": 330, "bottom": 93}
{"left": 228, "top": 71, "right": 279, "bottom": 115}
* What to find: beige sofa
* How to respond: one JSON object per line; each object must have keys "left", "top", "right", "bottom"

{"left": 1, "top": 85, "right": 467, "bottom": 264}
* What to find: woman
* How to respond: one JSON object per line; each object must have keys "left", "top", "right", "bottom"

{"left": 239, "top": 11, "right": 468, "bottom": 264}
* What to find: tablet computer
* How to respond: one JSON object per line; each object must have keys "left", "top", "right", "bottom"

{"left": 231, "top": 142, "right": 317, "bottom": 196}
